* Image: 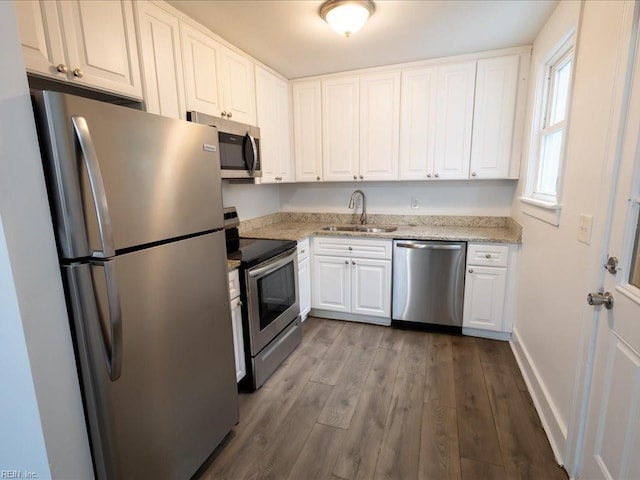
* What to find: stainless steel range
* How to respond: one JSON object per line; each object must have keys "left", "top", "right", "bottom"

{"left": 224, "top": 208, "right": 301, "bottom": 390}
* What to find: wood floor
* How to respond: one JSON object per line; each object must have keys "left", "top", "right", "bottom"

{"left": 199, "top": 317, "right": 568, "bottom": 480}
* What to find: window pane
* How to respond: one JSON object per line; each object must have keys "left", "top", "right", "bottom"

{"left": 630, "top": 209, "right": 640, "bottom": 289}
{"left": 536, "top": 130, "right": 563, "bottom": 196}
{"left": 549, "top": 56, "right": 572, "bottom": 124}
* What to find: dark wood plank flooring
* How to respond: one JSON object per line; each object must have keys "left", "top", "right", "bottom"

{"left": 200, "top": 317, "right": 568, "bottom": 480}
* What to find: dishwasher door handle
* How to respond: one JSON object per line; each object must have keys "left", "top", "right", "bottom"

{"left": 396, "top": 243, "right": 463, "bottom": 250}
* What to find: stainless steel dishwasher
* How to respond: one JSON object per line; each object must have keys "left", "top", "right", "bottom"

{"left": 392, "top": 240, "right": 466, "bottom": 330}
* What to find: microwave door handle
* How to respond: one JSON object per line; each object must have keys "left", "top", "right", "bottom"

{"left": 243, "top": 132, "right": 257, "bottom": 175}
{"left": 71, "top": 116, "right": 116, "bottom": 258}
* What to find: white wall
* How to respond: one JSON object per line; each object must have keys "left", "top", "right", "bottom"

{"left": 510, "top": 0, "right": 631, "bottom": 465}
{"left": 222, "top": 182, "right": 281, "bottom": 220}
{"left": 0, "top": 3, "right": 93, "bottom": 478}
{"left": 280, "top": 180, "right": 517, "bottom": 216}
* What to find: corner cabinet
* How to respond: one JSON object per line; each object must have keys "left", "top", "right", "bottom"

{"left": 15, "top": 0, "right": 142, "bottom": 98}
{"left": 255, "top": 66, "right": 294, "bottom": 183}
{"left": 293, "top": 80, "right": 323, "bottom": 182}
{"left": 311, "top": 237, "right": 392, "bottom": 325}
{"left": 134, "top": 1, "right": 185, "bottom": 119}
{"left": 463, "top": 243, "right": 518, "bottom": 340}
{"left": 296, "top": 239, "right": 311, "bottom": 320}
{"left": 228, "top": 269, "right": 246, "bottom": 383}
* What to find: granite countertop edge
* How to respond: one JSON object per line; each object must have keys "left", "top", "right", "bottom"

{"left": 240, "top": 220, "right": 522, "bottom": 245}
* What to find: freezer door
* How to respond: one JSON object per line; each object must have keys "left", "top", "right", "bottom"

{"left": 65, "top": 231, "right": 238, "bottom": 480}
{"left": 34, "top": 90, "right": 223, "bottom": 260}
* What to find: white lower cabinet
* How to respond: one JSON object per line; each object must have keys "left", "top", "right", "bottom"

{"left": 311, "top": 237, "right": 392, "bottom": 324}
{"left": 228, "top": 269, "right": 245, "bottom": 383}
{"left": 297, "top": 238, "right": 311, "bottom": 320}
{"left": 463, "top": 243, "right": 516, "bottom": 339}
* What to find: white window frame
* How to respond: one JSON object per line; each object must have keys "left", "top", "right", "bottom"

{"left": 521, "top": 34, "right": 576, "bottom": 224}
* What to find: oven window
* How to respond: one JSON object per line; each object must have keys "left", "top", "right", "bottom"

{"left": 257, "top": 261, "right": 296, "bottom": 331}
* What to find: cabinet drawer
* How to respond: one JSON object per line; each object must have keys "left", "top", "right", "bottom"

{"left": 297, "top": 238, "right": 310, "bottom": 262}
{"left": 228, "top": 269, "right": 240, "bottom": 300}
{"left": 313, "top": 236, "right": 392, "bottom": 260}
{"left": 467, "top": 243, "right": 509, "bottom": 267}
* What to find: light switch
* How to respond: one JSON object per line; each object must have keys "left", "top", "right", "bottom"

{"left": 578, "top": 214, "right": 593, "bottom": 244}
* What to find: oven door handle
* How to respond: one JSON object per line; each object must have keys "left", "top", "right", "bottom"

{"left": 249, "top": 250, "right": 296, "bottom": 279}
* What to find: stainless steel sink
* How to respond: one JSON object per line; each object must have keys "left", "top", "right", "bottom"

{"left": 321, "top": 225, "right": 397, "bottom": 233}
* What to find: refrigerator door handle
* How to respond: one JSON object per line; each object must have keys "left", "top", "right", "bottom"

{"left": 94, "top": 261, "right": 123, "bottom": 381}
{"left": 71, "top": 116, "right": 116, "bottom": 258}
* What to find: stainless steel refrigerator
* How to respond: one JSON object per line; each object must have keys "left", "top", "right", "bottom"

{"left": 32, "top": 91, "right": 238, "bottom": 479}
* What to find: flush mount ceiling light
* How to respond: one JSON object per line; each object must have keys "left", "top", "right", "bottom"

{"left": 320, "top": 0, "right": 375, "bottom": 38}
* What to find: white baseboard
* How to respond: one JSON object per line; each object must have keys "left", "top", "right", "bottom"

{"left": 462, "top": 327, "right": 511, "bottom": 341}
{"left": 309, "top": 309, "right": 391, "bottom": 326}
{"left": 510, "top": 328, "right": 567, "bottom": 466}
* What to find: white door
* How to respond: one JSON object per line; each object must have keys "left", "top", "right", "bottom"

{"left": 135, "top": 2, "right": 185, "bottom": 119}
{"left": 322, "top": 77, "right": 359, "bottom": 182}
{"left": 218, "top": 46, "right": 256, "bottom": 125}
{"left": 230, "top": 296, "right": 246, "bottom": 382}
{"left": 580, "top": 11, "right": 640, "bottom": 478}
{"left": 359, "top": 72, "right": 400, "bottom": 181}
{"left": 298, "top": 256, "right": 311, "bottom": 320}
{"left": 293, "top": 80, "right": 323, "bottom": 182}
{"left": 351, "top": 258, "right": 391, "bottom": 317}
{"left": 432, "top": 61, "right": 476, "bottom": 180}
{"left": 59, "top": 0, "right": 142, "bottom": 98}
{"left": 312, "top": 255, "right": 351, "bottom": 313}
{"left": 462, "top": 265, "right": 507, "bottom": 331}
{"left": 180, "top": 22, "right": 222, "bottom": 117}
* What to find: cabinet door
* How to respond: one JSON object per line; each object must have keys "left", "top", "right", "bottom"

{"left": 297, "top": 256, "right": 311, "bottom": 320}
{"left": 322, "top": 77, "right": 359, "bottom": 181}
{"left": 135, "top": 2, "right": 185, "bottom": 119}
{"left": 180, "top": 22, "right": 222, "bottom": 117}
{"left": 312, "top": 255, "right": 351, "bottom": 313}
{"left": 359, "top": 72, "right": 400, "bottom": 181}
{"left": 255, "top": 66, "right": 294, "bottom": 183}
{"left": 59, "top": 0, "right": 142, "bottom": 98}
{"left": 14, "top": 0, "right": 66, "bottom": 80}
{"left": 470, "top": 55, "right": 520, "bottom": 179}
{"left": 433, "top": 61, "right": 476, "bottom": 180}
{"left": 463, "top": 265, "right": 507, "bottom": 331}
{"left": 219, "top": 46, "right": 256, "bottom": 125}
{"left": 399, "top": 67, "right": 438, "bottom": 180}
{"left": 351, "top": 258, "right": 392, "bottom": 317}
{"left": 230, "top": 296, "right": 246, "bottom": 382}
{"left": 293, "top": 80, "right": 323, "bottom": 182}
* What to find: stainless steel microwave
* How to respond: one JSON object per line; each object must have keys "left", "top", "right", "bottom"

{"left": 187, "top": 111, "right": 261, "bottom": 179}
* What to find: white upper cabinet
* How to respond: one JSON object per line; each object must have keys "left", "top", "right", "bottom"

{"left": 359, "top": 72, "right": 400, "bottom": 181}
{"left": 322, "top": 77, "right": 360, "bottom": 181}
{"left": 135, "top": 2, "right": 185, "bottom": 119}
{"left": 180, "top": 22, "right": 222, "bottom": 117}
{"left": 470, "top": 55, "right": 520, "bottom": 179}
{"left": 180, "top": 22, "right": 256, "bottom": 125}
{"left": 293, "top": 80, "right": 323, "bottom": 182}
{"left": 218, "top": 46, "right": 257, "bottom": 125}
{"left": 433, "top": 61, "right": 476, "bottom": 180}
{"left": 16, "top": 0, "right": 142, "bottom": 98}
{"left": 399, "top": 66, "right": 438, "bottom": 180}
{"left": 255, "top": 66, "right": 294, "bottom": 183}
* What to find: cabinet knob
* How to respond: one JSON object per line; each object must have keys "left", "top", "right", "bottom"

{"left": 227, "top": 112, "right": 232, "bottom": 119}
{"left": 301, "top": 249, "right": 305, "bottom": 254}
{"left": 472, "top": 172, "right": 477, "bottom": 177}
{"left": 316, "top": 176, "right": 321, "bottom": 181}
{"left": 427, "top": 173, "right": 432, "bottom": 178}
{"left": 73, "top": 68, "right": 83, "bottom": 78}
{"left": 359, "top": 175, "right": 363, "bottom": 180}
{"left": 344, "top": 260, "right": 349, "bottom": 265}
{"left": 348, "top": 246, "right": 352, "bottom": 251}
{"left": 468, "top": 268, "right": 474, "bottom": 273}
{"left": 351, "top": 261, "right": 356, "bottom": 265}
{"left": 434, "top": 173, "right": 440, "bottom": 178}
{"left": 238, "top": 300, "right": 243, "bottom": 307}
{"left": 485, "top": 253, "right": 492, "bottom": 259}
{"left": 353, "top": 175, "right": 357, "bottom": 180}
{"left": 56, "top": 63, "right": 68, "bottom": 73}
{"left": 221, "top": 111, "right": 227, "bottom": 117}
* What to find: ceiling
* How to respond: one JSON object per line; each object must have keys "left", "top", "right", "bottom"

{"left": 167, "top": 0, "right": 558, "bottom": 80}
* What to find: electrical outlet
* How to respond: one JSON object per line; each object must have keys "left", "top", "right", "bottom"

{"left": 578, "top": 214, "right": 593, "bottom": 245}
{"left": 411, "top": 197, "right": 419, "bottom": 209}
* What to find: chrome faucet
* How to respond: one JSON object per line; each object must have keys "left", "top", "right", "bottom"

{"left": 348, "top": 190, "right": 367, "bottom": 225}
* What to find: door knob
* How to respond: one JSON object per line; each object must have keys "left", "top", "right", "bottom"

{"left": 587, "top": 291, "right": 614, "bottom": 309}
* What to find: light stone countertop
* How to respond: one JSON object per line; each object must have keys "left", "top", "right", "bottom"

{"left": 227, "top": 259, "right": 241, "bottom": 271}
{"left": 240, "top": 217, "right": 522, "bottom": 244}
